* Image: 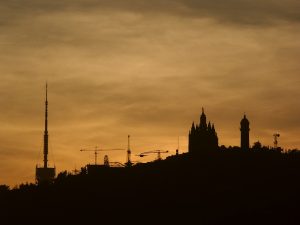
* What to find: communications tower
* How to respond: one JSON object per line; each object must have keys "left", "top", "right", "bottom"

{"left": 125, "top": 135, "right": 133, "bottom": 167}
{"left": 35, "top": 84, "right": 55, "bottom": 184}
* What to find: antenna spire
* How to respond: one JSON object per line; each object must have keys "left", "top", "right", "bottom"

{"left": 46, "top": 82, "right": 48, "bottom": 102}
{"left": 35, "top": 83, "right": 56, "bottom": 184}
{"left": 126, "top": 135, "right": 132, "bottom": 167}
{"left": 43, "top": 83, "right": 49, "bottom": 168}
{"left": 128, "top": 135, "right": 131, "bottom": 151}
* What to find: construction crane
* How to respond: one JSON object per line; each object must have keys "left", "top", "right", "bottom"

{"left": 80, "top": 147, "right": 125, "bottom": 165}
{"left": 109, "top": 162, "right": 125, "bottom": 167}
{"left": 273, "top": 133, "right": 280, "bottom": 149}
{"left": 137, "top": 150, "right": 169, "bottom": 161}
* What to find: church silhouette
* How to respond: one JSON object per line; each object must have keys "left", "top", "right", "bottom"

{"left": 188, "top": 108, "right": 218, "bottom": 154}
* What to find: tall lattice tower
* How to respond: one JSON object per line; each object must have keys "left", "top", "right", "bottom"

{"left": 35, "top": 84, "right": 56, "bottom": 184}
{"left": 125, "top": 135, "right": 133, "bottom": 167}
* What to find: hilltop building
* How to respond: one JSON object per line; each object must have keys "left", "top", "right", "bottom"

{"left": 188, "top": 108, "right": 218, "bottom": 154}
{"left": 35, "top": 84, "right": 55, "bottom": 184}
{"left": 240, "top": 114, "right": 250, "bottom": 151}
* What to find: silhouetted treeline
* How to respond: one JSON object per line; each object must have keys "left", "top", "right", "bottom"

{"left": 1, "top": 145, "right": 300, "bottom": 225}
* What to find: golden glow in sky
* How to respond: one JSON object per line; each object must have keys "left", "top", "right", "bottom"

{"left": 0, "top": 0, "right": 300, "bottom": 186}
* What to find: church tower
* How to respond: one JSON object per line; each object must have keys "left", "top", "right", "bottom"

{"left": 240, "top": 114, "right": 250, "bottom": 151}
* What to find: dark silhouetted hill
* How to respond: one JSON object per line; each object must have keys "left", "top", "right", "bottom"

{"left": 1, "top": 147, "right": 300, "bottom": 225}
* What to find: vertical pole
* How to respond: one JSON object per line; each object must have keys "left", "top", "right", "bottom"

{"left": 127, "top": 135, "right": 131, "bottom": 164}
{"left": 43, "top": 83, "right": 48, "bottom": 168}
{"left": 95, "top": 151, "right": 97, "bottom": 165}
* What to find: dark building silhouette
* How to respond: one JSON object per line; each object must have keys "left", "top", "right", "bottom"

{"left": 240, "top": 114, "right": 250, "bottom": 151}
{"left": 188, "top": 108, "right": 218, "bottom": 153}
{"left": 35, "top": 84, "right": 55, "bottom": 184}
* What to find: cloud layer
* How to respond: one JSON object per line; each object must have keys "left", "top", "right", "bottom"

{"left": 2, "top": 0, "right": 300, "bottom": 26}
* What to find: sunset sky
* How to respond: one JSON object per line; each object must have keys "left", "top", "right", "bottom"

{"left": 1, "top": 0, "right": 300, "bottom": 186}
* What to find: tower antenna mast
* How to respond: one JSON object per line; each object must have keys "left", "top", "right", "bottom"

{"left": 36, "top": 83, "right": 56, "bottom": 184}
{"left": 126, "top": 135, "right": 132, "bottom": 167}
{"left": 44, "top": 83, "right": 49, "bottom": 168}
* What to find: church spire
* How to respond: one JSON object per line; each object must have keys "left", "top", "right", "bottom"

{"left": 191, "top": 122, "right": 196, "bottom": 133}
{"left": 43, "top": 83, "right": 49, "bottom": 168}
{"left": 212, "top": 123, "right": 215, "bottom": 132}
{"left": 200, "top": 107, "right": 207, "bottom": 129}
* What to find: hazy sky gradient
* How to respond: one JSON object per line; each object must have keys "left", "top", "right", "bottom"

{"left": 1, "top": 0, "right": 300, "bottom": 186}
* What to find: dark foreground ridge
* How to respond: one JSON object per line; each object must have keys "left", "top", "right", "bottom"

{"left": 1, "top": 147, "right": 300, "bottom": 225}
